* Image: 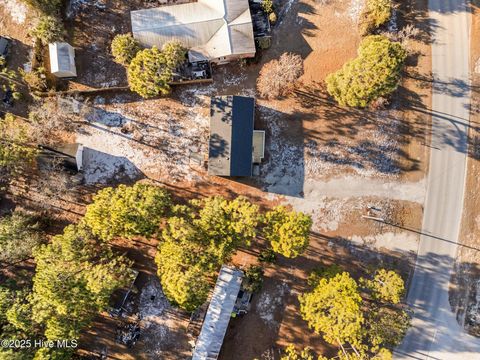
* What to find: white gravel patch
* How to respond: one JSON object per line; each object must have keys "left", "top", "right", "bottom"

{"left": 74, "top": 97, "right": 209, "bottom": 184}
{"left": 350, "top": 231, "right": 419, "bottom": 253}
{"left": 347, "top": 0, "right": 364, "bottom": 23}
{"left": 0, "top": 0, "right": 27, "bottom": 24}
{"left": 256, "top": 282, "right": 289, "bottom": 327}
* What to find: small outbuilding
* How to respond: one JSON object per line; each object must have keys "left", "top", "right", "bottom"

{"left": 192, "top": 265, "right": 244, "bottom": 360}
{"left": 208, "top": 95, "right": 256, "bottom": 177}
{"left": 38, "top": 143, "right": 84, "bottom": 172}
{"left": 48, "top": 42, "right": 77, "bottom": 78}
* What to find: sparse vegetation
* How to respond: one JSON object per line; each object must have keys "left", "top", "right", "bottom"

{"left": 20, "top": 67, "right": 48, "bottom": 91}
{"left": 0, "top": 211, "right": 44, "bottom": 264}
{"left": 326, "top": 35, "right": 407, "bottom": 108}
{"left": 281, "top": 345, "right": 315, "bottom": 360}
{"left": 30, "top": 15, "right": 65, "bottom": 45}
{"left": 111, "top": 33, "right": 140, "bottom": 66}
{"left": 257, "top": 53, "right": 304, "bottom": 99}
{"left": 28, "top": 98, "right": 83, "bottom": 145}
{"left": 21, "top": 0, "right": 62, "bottom": 14}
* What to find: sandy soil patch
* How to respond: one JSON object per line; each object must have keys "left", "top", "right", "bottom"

{"left": 450, "top": 0, "right": 480, "bottom": 337}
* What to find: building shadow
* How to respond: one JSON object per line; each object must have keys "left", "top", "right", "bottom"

{"left": 81, "top": 147, "right": 144, "bottom": 185}
{"left": 237, "top": 105, "right": 313, "bottom": 198}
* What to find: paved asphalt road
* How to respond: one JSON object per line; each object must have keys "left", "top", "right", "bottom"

{"left": 395, "top": 1, "right": 480, "bottom": 359}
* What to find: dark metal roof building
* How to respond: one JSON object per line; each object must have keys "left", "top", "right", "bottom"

{"left": 208, "top": 95, "right": 255, "bottom": 176}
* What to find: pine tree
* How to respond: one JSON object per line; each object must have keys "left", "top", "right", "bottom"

{"left": 263, "top": 206, "right": 312, "bottom": 258}
{"left": 362, "top": 269, "right": 405, "bottom": 304}
{"left": 155, "top": 196, "right": 259, "bottom": 311}
{"left": 84, "top": 182, "right": 171, "bottom": 241}
{"left": 0, "top": 212, "right": 44, "bottom": 264}
{"left": 0, "top": 114, "right": 37, "bottom": 188}
{"left": 127, "top": 45, "right": 185, "bottom": 98}
{"left": 111, "top": 33, "right": 140, "bottom": 66}
{"left": 326, "top": 35, "right": 407, "bottom": 108}
{"left": 31, "top": 223, "right": 133, "bottom": 341}
{"left": 299, "top": 272, "right": 364, "bottom": 347}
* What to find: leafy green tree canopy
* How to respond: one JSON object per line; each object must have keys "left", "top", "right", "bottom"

{"left": 127, "top": 43, "right": 186, "bottom": 98}
{"left": 326, "top": 35, "right": 407, "bottom": 108}
{"left": 111, "top": 33, "right": 140, "bottom": 66}
{"left": 31, "top": 223, "right": 133, "bottom": 341}
{"left": 155, "top": 196, "right": 259, "bottom": 311}
{"left": 363, "top": 269, "right": 405, "bottom": 304}
{"left": 299, "top": 272, "right": 364, "bottom": 346}
{"left": 263, "top": 206, "right": 312, "bottom": 258}
{"left": 84, "top": 182, "right": 171, "bottom": 241}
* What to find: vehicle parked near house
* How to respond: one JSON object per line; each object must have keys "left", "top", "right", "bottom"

{"left": 0, "top": 37, "right": 9, "bottom": 64}
{"left": 2, "top": 88, "right": 13, "bottom": 107}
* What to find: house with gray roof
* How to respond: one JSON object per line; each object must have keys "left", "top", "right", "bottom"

{"left": 208, "top": 95, "right": 258, "bottom": 177}
{"left": 130, "top": 0, "right": 256, "bottom": 64}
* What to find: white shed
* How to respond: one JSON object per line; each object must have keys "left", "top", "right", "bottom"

{"left": 48, "top": 42, "right": 77, "bottom": 78}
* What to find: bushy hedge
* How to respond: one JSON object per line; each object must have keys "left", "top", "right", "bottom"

{"left": 326, "top": 35, "right": 407, "bottom": 108}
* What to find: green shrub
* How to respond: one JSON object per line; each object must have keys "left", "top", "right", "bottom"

{"left": 359, "top": 0, "right": 392, "bottom": 35}
{"left": 261, "top": 0, "right": 273, "bottom": 14}
{"left": 259, "top": 248, "right": 276, "bottom": 263}
{"left": 30, "top": 15, "right": 65, "bottom": 45}
{"left": 257, "top": 36, "right": 272, "bottom": 50}
{"left": 162, "top": 41, "right": 187, "bottom": 68}
{"left": 111, "top": 33, "right": 140, "bottom": 66}
{"left": 243, "top": 265, "right": 264, "bottom": 293}
{"left": 269, "top": 12, "right": 277, "bottom": 25}
{"left": 128, "top": 46, "right": 183, "bottom": 98}
{"left": 326, "top": 35, "right": 407, "bottom": 108}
